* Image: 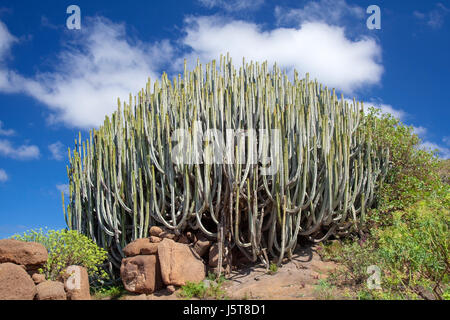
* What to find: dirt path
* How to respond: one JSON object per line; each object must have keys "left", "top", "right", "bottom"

{"left": 222, "top": 244, "right": 341, "bottom": 300}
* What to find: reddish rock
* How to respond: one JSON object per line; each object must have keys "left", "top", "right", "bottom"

{"left": 0, "top": 262, "right": 36, "bottom": 300}
{"left": 209, "top": 244, "right": 219, "bottom": 267}
{"left": 0, "top": 239, "right": 48, "bottom": 271}
{"left": 159, "top": 231, "right": 178, "bottom": 241}
{"left": 63, "top": 265, "right": 91, "bottom": 300}
{"left": 158, "top": 238, "right": 206, "bottom": 286}
{"left": 120, "top": 255, "right": 163, "bottom": 294}
{"left": 32, "top": 273, "right": 46, "bottom": 285}
{"left": 194, "top": 235, "right": 212, "bottom": 257}
{"left": 149, "top": 236, "right": 162, "bottom": 243}
{"left": 35, "top": 281, "right": 66, "bottom": 300}
{"left": 166, "top": 285, "right": 176, "bottom": 293}
{"left": 178, "top": 235, "right": 190, "bottom": 244}
{"left": 149, "top": 226, "right": 164, "bottom": 237}
{"left": 123, "top": 238, "right": 158, "bottom": 257}
{"left": 186, "top": 232, "right": 197, "bottom": 243}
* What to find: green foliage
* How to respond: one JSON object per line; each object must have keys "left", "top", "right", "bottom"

{"left": 437, "top": 159, "right": 450, "bottom": 184}
{"left": 323, "top": 192, "right": 449, "bottom": 300}
{"left": 179, "top": 281, "right": 207, "bottom": 299}
{"left": 206, "top": 271, "right": 226, "bottom": 283}
{"left": 365, "top": 108, "right": 443, "bottom": 220}
{"left": 321, "top": 238, "right": 379, "bottom": 286}
{"left": 91, "top": 284, "right": 127, "bottom": 300}
{"left": 376, "top": 196, "right": 449, "bottom": 299}
{"left": 321, "top": 108, "right": 449, "bottom": 300}
{"left": 444, "top": 288, "right": 450, "bottom": 300}
{"left": 12, "top": 229, "right": 109, "bottom": 283}
{"left": 314, "top": 279, "right": 337, "bottom": 300}
{"left": 268, "top": 262, "right": 278, "bottom": 274}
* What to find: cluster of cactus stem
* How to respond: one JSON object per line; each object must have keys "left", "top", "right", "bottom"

{"left": 63, "top": 55, "right": 389, "bottom": 276}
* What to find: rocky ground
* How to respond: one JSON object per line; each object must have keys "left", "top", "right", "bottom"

{"left": 222, "top": 245, "right": 343, "bottom": 300}
{"left": 1, "top": 232, "right": 351, "bottom": 300}
{"left": 115, "top": 243, "right": 351, "bottom": 300}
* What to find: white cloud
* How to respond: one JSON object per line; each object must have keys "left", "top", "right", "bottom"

{"left": 345, "top": 99, "right": 406, "bottom": 120}
{"left": 0, "top": 19, "right": 27, "bottom": 93}
{"left": 419, "top": 141, "right": 450, "bottom": 159}
{"left": 0, "top": 139, "right": 40, "bottom": 160}
{"left": 275, "top": 0, "right": 364, "bottom": 26}
{"left": 40, "top": 16, "right": 59, "bottom": 30}
{"left": 351, "top": 100, "right": 447, "bottom": 159}
{"left": 0, "top": 17, "right": 174, "bottom": 129}
{"left": 0, "top": 120, "right": 14, "bottom": 136}
{"left": 56, "top": 184, "right": 70, "bottom": 196}
{"left": 0, "top": 19, "right": 21, "bottom": 93}
{"left": 0, "top": 11, "right": 447, "bottom": 161}
{"left": 0, "top": 13, "right": 383, "bottom": 128}
{"left": 417, "top": 134, "right": 450, "bottom": 159}
{"left": 413, "top": 11, "right": 426, "bottom": 20}
{"left": 0, "top": 20, "right": 16, "bottom": 62}
{"left": 48, "top": 141, "right": 64, "bottom": 161}
{"left": 443, "top": 136, "right": 450, "bottom": 146}
{"left": 414, "top": 3, "right": 450, "bottom": 29}
{"left": 181, "top": 17, "right": 383, "bottom": 94}
{"left": 374, "top": 104, "right": 406, "bottom": 120}
{"left": 360, "top": 100, "right": 406, "bottom": 120}
{"left": 198, "top": 0, "right": 264, "bottom": 12}
{"left": 0, "top": 168, "right": 8, "bottom": 182}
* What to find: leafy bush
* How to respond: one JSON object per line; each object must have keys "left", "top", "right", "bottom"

{"left": 12, "top": 229, "right": 109, "bottom": 283}
{"left": 376, "top": 196, "right": 449, "bottom": 299}
{"left": 179, "top": 281, "right": 207, "bottom": 299}
{"left": 364, "top": 108, "right": 443, "bottom": 221}
{"left": 314, "top": 279, "right": 340, "bottom": 300}
{"left": 179, "top": 273, "right": 227, "bottom": 299}
{"left": 320, "top": 238, "right": 379, "bottom": 287}
{"left": 91, "top": 284, "right": 127, "bottom": 300}
{"left": 437, "top": 159, "right": 450, "bottom": 184}
{"left": 321, "top": 109, "right": 449, "bottom": 300}
{"left": 268, "top": 262, "right": 278, "bottom": 275}
{"left": 324, "top": 194, "right": 449, "bottom": 300}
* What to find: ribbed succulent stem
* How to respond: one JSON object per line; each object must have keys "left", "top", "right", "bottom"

{"left": 65, "top": 56, "right": 389, "bottom": 276}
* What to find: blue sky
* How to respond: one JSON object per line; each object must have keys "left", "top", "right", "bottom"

{"left": 0, "top": 0, "right": 449, "bottom": 238}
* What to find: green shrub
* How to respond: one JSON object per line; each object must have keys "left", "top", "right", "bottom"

{"left": 12, "top": 229, "right": 109, "bottom": 283}
{"left": 268, "top": 262, "right": 278, "bottom": 275}
{"left": 320, "top": 238, "right": 379, "bottom": 287}
{"left": 321, "top": 109, "right": 449, "bottom": 300}
{"left": 323, "top": 194, "right": 449, "bottom": 300}
{"left": 364, "top": 108, "right": 443, "bottom": 222}
{"left": 314, "top": 279, "right": 338, "bottom": 300}
{"left": 376, "top": 195, "right": 449, "bottom": 299}
{"left": 179, "top": 275, "right": 227, "bottom": 300}
{"left": 437, "top": 159, "right": 450, "bottom": 184}
{"left": 91, "top": 284, "right": 127, "bottom": 300}
{"left": 179, "top": 281, "right": 207, "bottom": 299}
